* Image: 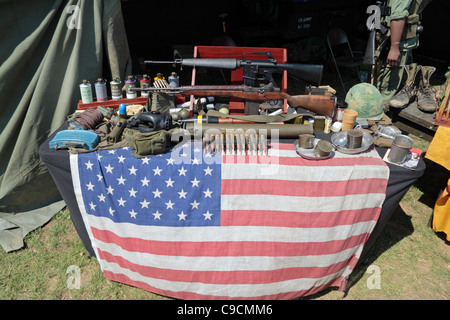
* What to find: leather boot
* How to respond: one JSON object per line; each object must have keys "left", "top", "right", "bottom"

{"left": 389, "top": 63, "right": 420, "bottom": 109}
{"left": 417, "top": 66, "right": 437, "bottom": 113}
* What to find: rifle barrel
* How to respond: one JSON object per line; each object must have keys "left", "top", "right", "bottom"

{"left": 129, "top": 85, "right": 245, "bottom": 92}
{"left": 144, "top": 60, "right": 177, "bottom": 64}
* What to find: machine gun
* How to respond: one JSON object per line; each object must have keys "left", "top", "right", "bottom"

{"left": 144, "top": 50, "right": 323, "bottom": 87}
{"left": 130, "top": 84, "right": 336, "bottom": 118}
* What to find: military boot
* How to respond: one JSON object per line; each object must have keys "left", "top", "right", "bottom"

{"left": 417, "top": 66, "right": 437, "bottom": 113}
{"left": 389, "top": 63, "right": 420, "bottom": 109}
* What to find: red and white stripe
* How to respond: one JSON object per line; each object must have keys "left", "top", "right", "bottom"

{"left": 71, "top": 142, "right": 389, "bottom": 300}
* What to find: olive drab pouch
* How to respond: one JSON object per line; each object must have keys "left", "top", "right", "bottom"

{"left": 123, "top": 128, "right": 175, "bottom": 158}
{"left": 402, "top": 0, "right": 433, "bottom": 40}
{"left": 151, "top": 92, "right": 174, "bottom": 115}
{"left": 402, "top": 14, "right": 420, "bottom": 40}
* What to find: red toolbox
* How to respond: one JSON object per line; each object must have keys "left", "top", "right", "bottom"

{"left": 190, "top": 46, "right": 288, "bottom": 115}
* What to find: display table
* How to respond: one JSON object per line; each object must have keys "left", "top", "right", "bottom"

{"left": 39, "top": 122, "right": 425, "bottom": 300}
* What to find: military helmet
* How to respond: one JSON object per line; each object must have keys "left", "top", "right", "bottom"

{"left": 345, "top": 83, "right": 384, "bottom": 120}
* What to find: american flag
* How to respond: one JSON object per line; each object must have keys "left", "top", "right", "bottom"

{"left": 70, "top": 141, "right": 389, "bottom": 300}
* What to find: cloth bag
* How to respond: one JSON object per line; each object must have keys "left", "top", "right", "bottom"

{"left": 123, "top": 128, "right": 175, "bottom": 158}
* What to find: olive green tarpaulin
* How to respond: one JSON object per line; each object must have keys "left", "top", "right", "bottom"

{"left": 0, "top": 0, "right": 131, "bottom": 252}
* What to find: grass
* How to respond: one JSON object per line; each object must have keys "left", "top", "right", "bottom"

{"left": 1, "top": 134, "right": 449, "bottom": 300}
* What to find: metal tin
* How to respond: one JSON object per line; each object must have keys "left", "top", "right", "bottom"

{"left": 125, "top": 75, "right": 137, "bottom": 99}
{"left": 140, "top": 74, "right": 151, "bottom": 97}
{"left": 94, "top": 78, "right": 108, "bottom": 102}
{"left": 313, "top": 116, "right": 325, "bottom": 130}
{"left": 79, "top": 80, "right": 93, "bottom": 104}
{"left": 346, "top": 129, "right": 363, "bottom": 149}
{"left": 331, "top": 130, "right": 374, "bottom": 154}
{"left": 313, "top": 140, "right": 333, "bottom": 157}
{"left": 298, "top": 134, "right": 315, "bottom": 149}
{"left": 388, "top": 134, "right": 414, "bottom": 163}
{"left": 324, "top": 117, "right": 332, "bottom": 133}
{"left": 110, "top": 78, "right": 123, "bottom": 100}
{"left": 168, "top": 72, "right": 179, "bottom": 87}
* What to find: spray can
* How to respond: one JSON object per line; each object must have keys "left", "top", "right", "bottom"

{"left": 168, "top": 72, "right": 179, "bottom": 87}
{"left": 79, "top": 80, "right": 93, "bottom": 104}
{"left": 125, "top": 75, "right": 137, "bottom": 99}
{"left": 94, "top": 78, "right": 108, "bottom": 102}
{"left": 140, "top": 74, "right": 151, "bottom": 98}
{"left": 154, "top": 73, "right": 165, "bottom": 81}
{"left": 110, "top": 78, "right": 123, "bottom": 100}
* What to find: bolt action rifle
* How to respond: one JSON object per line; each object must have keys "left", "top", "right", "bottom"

{"left": 144, "top": 50, "right": 324, "bottom": 87}
{"left": 130, "top": 84, "right": 336, "bottom": 118}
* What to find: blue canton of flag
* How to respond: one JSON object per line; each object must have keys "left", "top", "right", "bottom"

{"left": 76, "top": 143, "right": 221, "bottom": 227}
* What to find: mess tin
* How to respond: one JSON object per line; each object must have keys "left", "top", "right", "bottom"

{"left": 388, "top": 134, "right": 414, "bottom": 163}
{"left": 314, "top": 140, "right": 333, "bottom": 157}
{"left": 346, "top": 129, "right": 363, "bottom": 149}
{"left": 299, "top": 134, "right": 315, "bottom": 149}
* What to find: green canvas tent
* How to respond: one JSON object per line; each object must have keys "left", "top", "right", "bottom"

{"left": 0, "top": 0, "right": 131, "bottom": 252}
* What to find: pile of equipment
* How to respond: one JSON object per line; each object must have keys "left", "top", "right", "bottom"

{"left": 52, "top": 47, "right": 417, "bottom": 160}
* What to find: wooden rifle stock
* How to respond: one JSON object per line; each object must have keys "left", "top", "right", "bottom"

{"left": 285, "top": 94, "right": 336, "bottom": 118}
{"left": 130, "top": 85, "right": 336, "bottom": 118}
{"left": 179, "top": 85, "right": 336, "bottom": 118}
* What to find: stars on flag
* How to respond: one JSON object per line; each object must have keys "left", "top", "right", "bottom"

{"left": 165, "top": 178, "right": 175, "bottom": 187}
{"left": 152, "top": 189, "right": 162, "bottom": 198}
{"left": 153, "top": 166, "right": 162, "bottom": 176}
{"left": 78, "top": 143, "right": 220, "bottom": 226}
{"left": 178, "top": 167, "right": 187, "bottom": 176}
{"left": 165, "top": 200, "right": 175, "bottom": 210}
{"left": 140, "top": 199, "right": 150, "bottom": 208}
{"left": 117, "top": 176, "right": 126, "bottom": 185}
{"left": 105, "top": 164, "right": 114, "bottom": 173}
{"left": 204, "top": 166, "right": 213, "bottom": 176}
{"left": 141, "top": 177, "right": 150, "bottom": 186}
{"left": 85, "top": 160, "right": 93, "bottom": 170}
{"left": 128, "top": 165, "right": 137, "bottom": 175}
{"left": 86, "top": 182, "right": 95, "bottom": 191}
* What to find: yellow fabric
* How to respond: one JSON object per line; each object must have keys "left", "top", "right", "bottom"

{"left": 425, "top": 126, "right": 450, "bottom": 171}
{"left": 432, "top": 179, "right": 450, "bottom": 241}
{"left": 427, "top": 126, "right": 450, "bottom": 240}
